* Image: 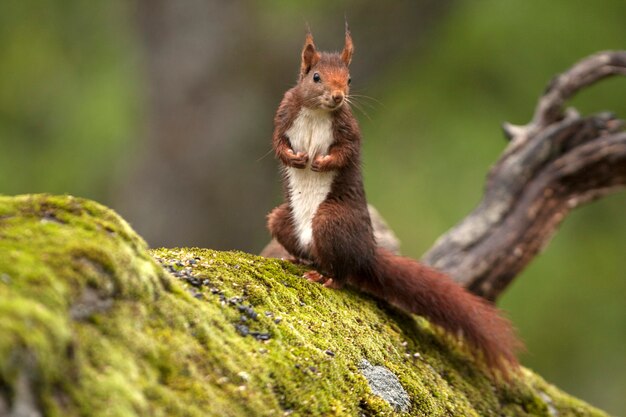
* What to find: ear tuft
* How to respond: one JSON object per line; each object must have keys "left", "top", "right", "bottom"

{"left": 341, "top": 22, "right": 354, "bottom": 66}
{"left": 301, "top": 30, "right": 321, "bottom": 76}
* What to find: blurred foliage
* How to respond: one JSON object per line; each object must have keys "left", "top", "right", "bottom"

{"left": 0, "top": 0, "right": 624, "bottom": 415}
{"left": 0, "top": 0, "right": 138, "bottom": 200}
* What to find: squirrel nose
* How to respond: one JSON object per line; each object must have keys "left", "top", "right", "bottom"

{"left": 332, "top": 93, "right": 344, "bottom": 105}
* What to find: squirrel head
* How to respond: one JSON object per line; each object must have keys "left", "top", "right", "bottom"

{"left": 298, "top": 25, "right": 353, "bottom": 111}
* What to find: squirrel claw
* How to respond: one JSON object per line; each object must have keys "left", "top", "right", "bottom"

{"left": 311, "top": 155, "right": 330, "bottom": 172}
{"left": 304, "top": 271, "right": 343, "bottom": 289}
{"left": 323, "top": 278, "right": 343, "bottom": 289}
{"left": 286, "top": 149, "right": 309, "bottom": 169}
{"left": 304, "top": 270, "right": 325, "bottom": 283}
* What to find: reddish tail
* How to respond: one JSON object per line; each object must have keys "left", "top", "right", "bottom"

{"left": 349, "top": 248, "right": 522, "bottom": 376}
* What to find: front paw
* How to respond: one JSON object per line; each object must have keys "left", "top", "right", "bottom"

{"left": 311, "top": 155, "right": 332, "bottom": 172}
{"left": 285, "top": 149, "right": 309, "bottom": 169}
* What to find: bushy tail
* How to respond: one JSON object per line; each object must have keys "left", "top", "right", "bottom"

{"left": 349, "top": 248, "right": 522, "bottom": 376}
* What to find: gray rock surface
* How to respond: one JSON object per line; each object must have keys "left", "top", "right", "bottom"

{"left": 359, "top": 359, "right": 411, "bottom": 413}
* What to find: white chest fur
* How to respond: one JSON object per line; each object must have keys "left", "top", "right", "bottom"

{"left": 285, "top": 108, "right": 337, "bottom": 249}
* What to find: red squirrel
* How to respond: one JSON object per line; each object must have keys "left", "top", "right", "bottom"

{"left": 267, "top": 28, "right": 521, "bottom": 376}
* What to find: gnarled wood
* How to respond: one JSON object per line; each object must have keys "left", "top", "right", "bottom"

{"left": 423, "top": 51, "right": 626, "bottom": 301}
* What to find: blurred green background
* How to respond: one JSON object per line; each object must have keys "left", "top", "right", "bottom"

{"left": 1, "top": 0, "right": 624, "bottom": 414}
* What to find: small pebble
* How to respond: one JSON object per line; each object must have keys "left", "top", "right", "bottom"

{"left": 235, "top": 324, "right": 249, "bottom": 337}
{"left": 250, "top": 331, "right": 271, "bottom": 341}
{"left": 228, "top": 297, "right": 243, "bottom": 305}
{"left": 237, "top": 305, "right": 258, "bottom": 320}
{"left": 187, "top": 277, "right": 202, "bottom": 287}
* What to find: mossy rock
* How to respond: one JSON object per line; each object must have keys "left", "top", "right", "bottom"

{"left": 0, "top": 194, "right": 609, "bottom": 416}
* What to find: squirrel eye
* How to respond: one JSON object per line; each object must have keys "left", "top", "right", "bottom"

{"left": 348, "top": 77, "right": 352, "bottom": 85}
{"left": 313, "top": 73, "right": 321, "bottom": 83}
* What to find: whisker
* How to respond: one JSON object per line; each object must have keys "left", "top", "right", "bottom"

{"left": 256, "top": 147, "right": 275, "bottom": 163}
{"left": 300, "top": 96, "right": 322, "bottom": 106}
{"left": 349, "top": 93, "right": 383, "bottom": 106}
{"left": 348, "top": 96, "right": 378, "bottom": 111}
{"left": 345, "top": 97, "right": 371, "bottom": 120}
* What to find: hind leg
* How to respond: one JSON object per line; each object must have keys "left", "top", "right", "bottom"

{"left": 310, "top": 200, "right": 376, "bottom": 289}
{"left": 267, "top": 203, "right": 310, "bottom": 261}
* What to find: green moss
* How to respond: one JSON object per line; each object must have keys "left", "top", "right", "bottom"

{"left": 0, "top": 194, "right": 610, "bottom": 416}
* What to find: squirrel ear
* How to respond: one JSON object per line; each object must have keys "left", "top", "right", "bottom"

{"left": 301, "top": 31, "right": 320, "bottom": 76}
{"left": 341, "top": 23, "right": 353, "bottom": 66}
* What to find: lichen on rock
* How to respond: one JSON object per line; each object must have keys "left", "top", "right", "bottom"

{"left": 0, "top": 194, "right": 610, "bottom": 416}
{"left": 359, "top": 359, "right": 410, "bottom": 413}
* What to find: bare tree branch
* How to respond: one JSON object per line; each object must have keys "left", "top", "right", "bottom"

{"left": 423, "top": 51, "right": 626, "bottom": 301}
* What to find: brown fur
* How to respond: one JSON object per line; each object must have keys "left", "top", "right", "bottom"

{"left": 268, "top": 29, "right": 522, "bottom": 377}
{"left": 351, "top": 249, "right": 522, "bottom": 374}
